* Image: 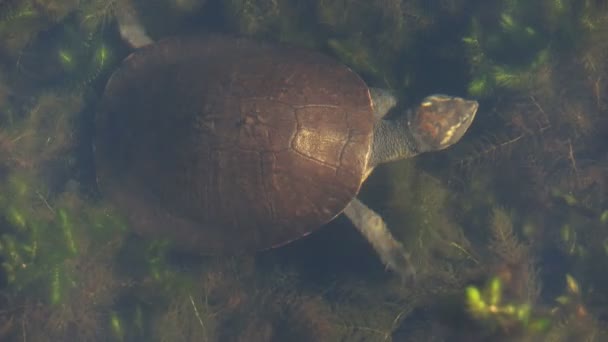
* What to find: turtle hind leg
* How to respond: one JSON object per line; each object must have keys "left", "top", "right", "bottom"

{"left": 343, "top": 197, "right": 416, "bottom": 282}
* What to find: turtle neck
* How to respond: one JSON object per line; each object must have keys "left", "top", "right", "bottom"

{"left": 369, "top": 113, "right": 420, "bottom": 168}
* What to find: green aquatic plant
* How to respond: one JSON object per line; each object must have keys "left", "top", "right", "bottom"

{"left": 221, "top": 0, "right": 283, "bottom": 36}
{"left": 316, "top": 0, "right": 418, "bottom": 63}
{"left": 0, "top": 91, "right": 83, "bottom": 169}
{"left": 219, "top": 0, "right": 318, "bottom": 48}
{"left": 0, "top": 181, "right": 128, "bottom": 289}
{"left": 220, "top": 0, "right": 474, "bottom": 91}
{"left": 0, "top": 1, "right": 605, "bottom": 341}
{"left": 463, "top": 19, "right": 553, "bottom": 97}
{"left": 0, "top": 187, "right": 129, "bottom": 340}
{"left": 462, "top": 0, "right": 608, "bottom": 101}
{"left": 56, "top": 31, "right": 114, "bottom": 89}
{"left": 0, "top": 67, "right": 129, "bottom": 339}
{"left": 464, "top": 272, "right": 608, "bottom": 341}
{"left": 461, "top": 207, "right": 546, "bottom": 338}
{"left": 459, "top": 205, "right": 608, "bottom": 340}
{"left": 327, "top": 37, "right": 383, "bottom": 81}
{"left": 0, "top": 0, "right": 80, "bottom": 58}
{"left": 26, "top": 13, "right": 116, "bottom": 90}
{"left": 375, "top": 159, "right": 481, "bottom": 283}
{"left": 149, "top": 257, "right": 254, "bottom": 341}
{"left": 0, "top": 1, "right": 117, "bottom": 93}
{"left": 543, "top": 274, "right": 608, "bottom": 341}
{"left": 77, "top": 0, "right": 119, "bottom": 35}
{"left": 0, "top": 71, "right": 9, "bottom": 111}
{"left": 466, "top": 277, "right": 550, "bottom": 333}
{"left": 154, "top": 292, "right": 219, "bottom": 342}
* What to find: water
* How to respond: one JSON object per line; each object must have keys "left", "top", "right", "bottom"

{"left": 0, "top": 0, "right": 607, "bottom": 341}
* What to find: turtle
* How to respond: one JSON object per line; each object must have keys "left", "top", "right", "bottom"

{"left": 95, "top": 7, "right": 479, "bottom": 280}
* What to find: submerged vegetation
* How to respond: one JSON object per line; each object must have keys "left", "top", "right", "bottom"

{"left": 0, "top": 0, "right": 607, "bottom": 340}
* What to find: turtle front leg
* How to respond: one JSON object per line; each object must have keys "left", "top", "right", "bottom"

{"left": 343, "top": 197, "right": 416, "bottom": 281}
{"left": 115, "top": 0, "right": 154, "bottom": 48}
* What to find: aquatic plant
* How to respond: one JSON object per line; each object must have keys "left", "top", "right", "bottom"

{"left": 461, "top": 207, "right": 539, "bottom": 332}
{"left": 456, "top": 200, "right": 608, "bottom": 341}
{"left": 461, "top": 1, "right": 558, "bottom": 97}
{"left": 0, "top": 92, "right": 83, "bottom": 170}
{"left": 0, "top": 0, "right": 122, "bottom": 95}
{"left": 0, "top": 32, "right": 125, "bottom": 339}
{"left": 0, "top": 183, "right": 129, "bottom": 340}
{"left": 466, "top": 271, "right": 608, "bottom": 341}
{"left": 150, "top": 263, "right": 228, "bottom": 342}
{"left": 55, "top": 26, "right": 114, "bottom": 89}
{"left": 459, "top": 0, "right": 608, "bottom": 154}
{"left": 0, "top": 1, "right": 606, "bottom": 341}
{"left": 466, "top": 277, "right": 548, "bottom": 334}
{"left": 221, "top": 0, "right": 283, "bottom": 36}
{"left": 0, "top": 0, "right": 79, "bottom": 58}
{"left": 77, "top": 0, "right": 119, "bottom": 34}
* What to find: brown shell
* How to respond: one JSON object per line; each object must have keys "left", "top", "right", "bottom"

{"left": 95, "top": 35, "right": 374, "bottom": 254}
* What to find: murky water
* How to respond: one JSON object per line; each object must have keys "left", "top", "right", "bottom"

{"left": 0, "top": 1, "right": 607, "bottom": 341}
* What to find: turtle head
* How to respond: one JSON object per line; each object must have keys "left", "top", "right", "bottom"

{"left": 408, "top": 95, "right": 478, "bottom": 152}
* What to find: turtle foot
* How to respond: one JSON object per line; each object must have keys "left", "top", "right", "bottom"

{"left": 343, "top": 197, "right": 416, "bottom": 282}
{"left": 383, "top": 241, "right": 416, "bottom": 283}
{"left": 115, "top": 0, "right": 154, "bottom": 48}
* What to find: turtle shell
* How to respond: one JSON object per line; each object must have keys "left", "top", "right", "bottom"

{"left": 95, "top": 35, "right": 374, "bottom": 254}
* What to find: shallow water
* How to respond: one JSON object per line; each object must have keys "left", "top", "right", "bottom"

{"left": 0, "top": 1, "right": 607, "bottom": 341}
